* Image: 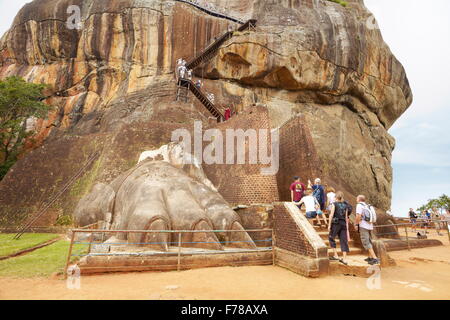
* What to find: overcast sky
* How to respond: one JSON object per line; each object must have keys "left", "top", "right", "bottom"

{"left": 0, "top": 0, "right": 449, "bottom": 216}
{"left": 365, "top": 0, "right": 450, "bottom": 215}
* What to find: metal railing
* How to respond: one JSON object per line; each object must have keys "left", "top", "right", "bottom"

{"left": 13, "top": 151, "right": 100, "bottom": 240}
{"left": 175, "top": 0, "right": 245, "bottom": 24}
{"left": 65, "top": 228, "right": 274, "bottom": 276}
{"left": 374, "top": 219, "right": 450, "bottom": 251}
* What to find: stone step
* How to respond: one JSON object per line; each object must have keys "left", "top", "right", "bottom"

{"left": 313, "top": 225, "right": 328, "bottom": 232}
{"left": 328, "top": 247, "right": 363, "bottom": 256}
{"left": 324, "top": 239, "right": 355, "bottom": 246}
{"left": 317, "top": 231, "right": 329, "bottom": 238}
{"left": 328, "top": 255, "right": 380, "bottom": 278}
{"left": 318, "top": 231, "right": 354, "bottom": 242}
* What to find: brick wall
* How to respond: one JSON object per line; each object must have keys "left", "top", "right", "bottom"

{"left": 273, "top": 203, "right": 324, "bottom": 258}
{"left": 234, "top": 204, "right": 273, "bottom": 247}
{"left": 203, "top": 106, "right": 279, "bottom": 205}
{"left": 276, "top": 115, "right": 324, "bottom": 201}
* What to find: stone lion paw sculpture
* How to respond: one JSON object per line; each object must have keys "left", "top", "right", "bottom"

{"left": 74, "top": 143, "right": 257, "bottom": 251}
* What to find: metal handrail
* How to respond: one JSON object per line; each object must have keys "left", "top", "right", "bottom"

{"left": 65, "top": 227, "right": 274, "bottom": 277}
{"left": 14, "top": 151, "right": 100, "bottom": 240}
{"left": 70, "top": 228, "right": 271, "bottom": 234}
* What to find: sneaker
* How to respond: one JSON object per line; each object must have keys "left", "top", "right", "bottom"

{"left": 364, "top": 257, "right": 371, "bottom": 262}
{"left": 368, "top": 258, "right": 380, "bottom": 265}
{"left": 329, "top": 256, "right": 340, "bottom": 261}
{"left": 339, "top": 259, "right": 348, "bottom": 266}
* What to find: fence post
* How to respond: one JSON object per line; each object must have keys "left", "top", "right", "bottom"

{"left": 177, "top": 232, "right": 182, "bottom": 272}
{"left": 64, "top": 230, "right": 76, "bottom": 279}
{"left": 446, "top": 221, "right": 450, "bottom": 244}
{"left": 272, "top": 229, "right": 275, "bottom": 266}
{"left": 405, "top": 225, "right": 411, "bottom": 251}
{"left": 87, "top": 232, "right": 94, "bottom": 254}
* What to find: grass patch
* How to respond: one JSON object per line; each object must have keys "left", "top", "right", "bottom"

{"left": 0, "top": 233, "right": 60, "bottom": 257}
{"left": 0, "top": 239, "right": 88, "bottom": 278}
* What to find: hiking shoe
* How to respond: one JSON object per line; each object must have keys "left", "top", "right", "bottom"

{"left": 364, "top": 257, "right": 371, "bottom": 262}
{"left": 368, "top": 258, "right": 380, "bottom": 265}
{"left": 339, "top": 259, "right": 348, "bottom": 266}
{"left": 329, "top": 256, "right": 340, "bottom": 261}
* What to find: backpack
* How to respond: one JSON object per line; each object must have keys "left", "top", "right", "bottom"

{"left": 333, "top": 202, "right": 348, "bottom": 221}
{"left": 360, "top": 203, "right": 377, "bottom": 223}
{"left": 312, "top": 186, "right": 322, "bottom": 201}
{"left": 417, "top": 231, "right": 427, "bottom": 239}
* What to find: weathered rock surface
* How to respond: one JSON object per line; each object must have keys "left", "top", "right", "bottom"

{"left": 0, "top": 0, "right": 412, "bottom": 224}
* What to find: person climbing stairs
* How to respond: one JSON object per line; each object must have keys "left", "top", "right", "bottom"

{"left": 176, "top": 78, "right": 224, "bottom": 121}
{"left": 175, "top": 19, "right": 257, "bottom": 121}
{"left": 300, "top": 209, "right": 379, "bottom": 276}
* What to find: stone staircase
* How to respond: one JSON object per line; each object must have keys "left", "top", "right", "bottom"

{"left": 309, "top": 213, "right": 364, "bottom": 257}
{"left": 304, "top": 209, "right": 378, "bottom": 278}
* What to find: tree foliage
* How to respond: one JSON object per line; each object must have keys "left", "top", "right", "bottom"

{"left": 0, "top": 76, "right": 52, "bottom": 180}
{"left": 417, "top": 194, "right": 450, "bottom": 212}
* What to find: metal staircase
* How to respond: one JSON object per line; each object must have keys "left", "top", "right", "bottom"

{"left": 176, "top": 78, "right": 224, "bottom": 121}
{"left": 186, "top": 19, "right": 257, "bottom": 70}
{"left": 175, "top": 0, "right": 245, "bottom": 24}
{"left": 177, "top": 18, "right": 257, "bottom": 121}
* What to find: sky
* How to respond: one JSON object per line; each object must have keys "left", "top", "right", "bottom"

{"left": 364, "top": 0, "right": 450, "bottom": 216}
{"left": 0, "top": 0, "right": 449, "bottom": 216}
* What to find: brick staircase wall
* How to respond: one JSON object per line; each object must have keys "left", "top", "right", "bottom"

{"left": 276, "top": 115, "right": 323, "bottom": 202}
{"left": 203, "top": 106, "right": 279, "bottom": 206}
{"left": 273, "top": 202, "right": 329, "bottom": 277}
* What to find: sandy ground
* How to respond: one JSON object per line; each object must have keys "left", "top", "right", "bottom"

{"left": 1, "top": 243, "right": 450, "bottom": 300}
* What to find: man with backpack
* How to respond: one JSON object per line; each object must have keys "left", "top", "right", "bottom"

{"left": 355, "top": 195, "right": 379, "bottom": 265}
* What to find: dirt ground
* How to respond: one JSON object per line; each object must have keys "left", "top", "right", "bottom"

{"left": 1, "top": 243, "right": 450, "bottom": 300}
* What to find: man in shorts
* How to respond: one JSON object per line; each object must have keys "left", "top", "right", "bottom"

{"left": 355, "top": 195, "right": 379, "bottom": 265}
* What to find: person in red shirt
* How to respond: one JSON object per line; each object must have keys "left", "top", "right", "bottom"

{"left": 224, "top": 108, "right": 231, "bottom": 120}
{"left": 290, "top": 176, "right": 306, "bottom": 209}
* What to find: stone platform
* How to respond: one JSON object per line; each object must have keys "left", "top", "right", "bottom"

{"left": 76, "top": 247, "right": 273, "bottom": 275}
{"left": 329, "top": 255, "right": 381, "bottom": 278}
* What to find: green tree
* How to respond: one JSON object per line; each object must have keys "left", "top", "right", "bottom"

{"left": 0, "top": 76, "right": 52, "bottom": 180}
{"left": 417, "top": 194, "right": 450, "bottom": 212}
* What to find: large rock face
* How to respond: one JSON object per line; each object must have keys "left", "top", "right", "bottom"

{"left": 0, "top": 0, "right": 412, "bottom": 224}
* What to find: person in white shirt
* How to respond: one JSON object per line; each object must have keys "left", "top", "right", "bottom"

{"left": 298, "top": 188, "right": 325, "bottom": 226}
{"left": 326, "top": 186, "right": 336, "bottom": 211}
{"left": 445, "top": 210, "right": 450, "bottom": 230}
{"left": 355, "top": 194, "right": 379, "bottom": 265}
